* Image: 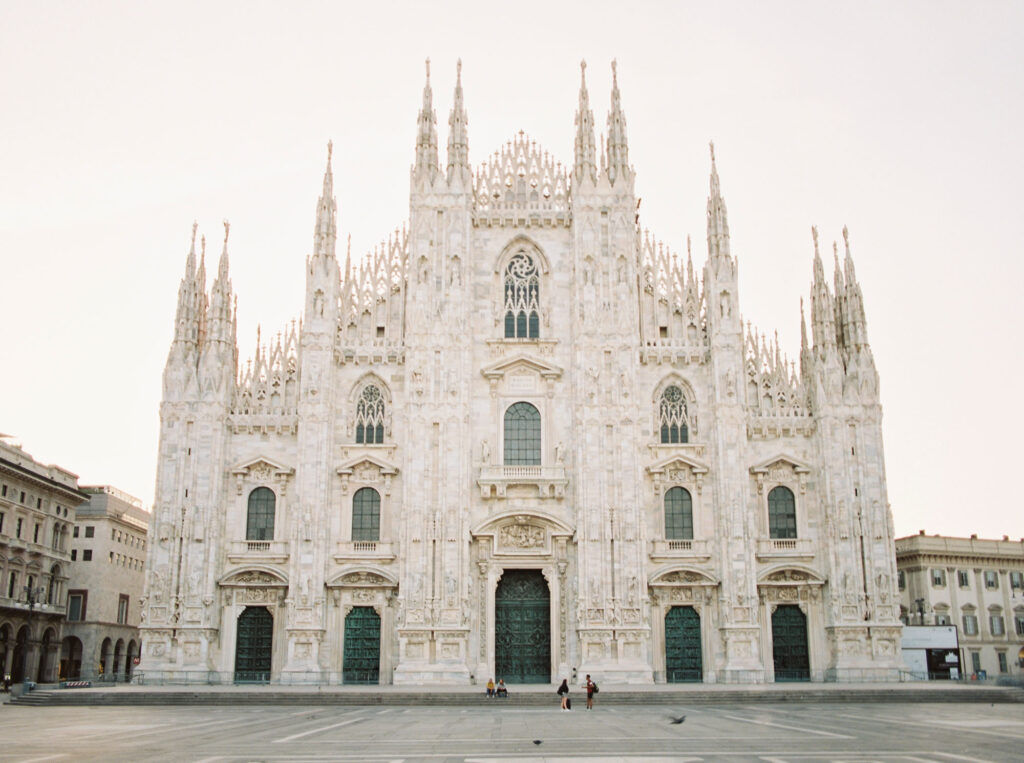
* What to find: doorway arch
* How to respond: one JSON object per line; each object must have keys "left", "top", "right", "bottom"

{"left": 494, "top": 569, "right": 550, "bottom": 684}
{"left": 665, "top": 606, "right": 702, "bottom": 682}
{"left": 771, "top": 604, "right": 810, "bottom": 681}
{"left": 343, "top": 606, "right": 381, "bottom": 684}
{"left": 234, "top": 606, "right": 273, "bottom": 683}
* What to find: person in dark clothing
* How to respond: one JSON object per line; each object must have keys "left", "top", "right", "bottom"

{"left": 557, "top": 678, "right": 569, "bottom": 710}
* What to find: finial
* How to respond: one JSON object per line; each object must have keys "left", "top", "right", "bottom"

{"left": 190, "top": 221, "right": 198, "bottom": 247}
{"left": 709, "top": 140, "right": 716, "bottom": 164}
{"left": 611, "top": 59, "right": 618, "bottom": 84}
{"left": 425, "top": 57, "right": 430, "bottom": 80}
{"left": 327, "top": 140, "right": 333, "bottom": 163}
{"left": 842, "top": 224, "right": 850, "bottom": 248}
{"left": 811, "top": 225, "right": 819, "bottom": 252}
{"left": 456, "top": 58, "right": 462, "bottom": 83}
{"left": 200, "top": 235, "right": 206, "bottom": 260}
{"left": 686, "top": 234, "right": 692, "bottom": 257}
{"left": 223, "top": 219, "right": 230, "bottom": 244}
{"left": 833, "top": 240, "right": 839, "bottom": 258}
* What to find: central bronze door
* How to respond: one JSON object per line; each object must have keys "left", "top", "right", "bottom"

{"left": 494, "top": 569, "right": 550, "bottom": 684}
{"left": 771, "top": 604, "right": 810, "bottom": 681}
{"left": 343, "top": 606, "right": 381, "bottom": 684}
{"left": 234, "top": 606, "right": 272, "bottom": 683}
{"left": 665, "top": 605, "right": 703, "bottom": 682}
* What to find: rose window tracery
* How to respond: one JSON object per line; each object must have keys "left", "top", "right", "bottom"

{"left": 504, "top": 252, "right": 540, "bottom": 338}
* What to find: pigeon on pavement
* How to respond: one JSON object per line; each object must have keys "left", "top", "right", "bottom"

{"left": 667, "top": 714, "right": 687, "bottom": 725}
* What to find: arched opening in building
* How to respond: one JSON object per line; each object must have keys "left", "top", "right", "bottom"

{"left": 37, "top": 628, "right": 55, "bottom": 682}
{"left": 99, "top": 637, "right": 112, "bottom": 679}
{"left": 665, "top": 606, "right": 702, "bottom": 682}
{"left": 771, "top": 604, "right": 809, "bottom": 681}
{"left": 126, "top": 640, "right": 138, "bottom": 680}
{"left": 494, "top": 569, "right": 550, "bottom": 684}
{"left": 234, "top": 606, "right": 272, "bottom": 683}
{"left": 342, "top": 606, "right": 381, "bottom": 684}
{"left": 61, "top": 635, "right": 83, "bottom": 680}
{"left": 12, "top": 626, "right": 29, "bottom": 683}
{"left": 113, "top": 639, "right": 124, "bottom": 681}
{"left": 0, "top": 624, "right": 10, "bottom": 679}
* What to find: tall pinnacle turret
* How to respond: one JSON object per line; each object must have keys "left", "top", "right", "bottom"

{"left": 605, "top": 60, "right": 630, "bottom": 186}
{"left": 842, "top": 225, "right": 869, "bottom": 350}
{"left": 809, "top": 226, "right": 836, "bottom": 356}
{"left": 314, "top": 141, "right": 337, "bottom": 258}
{"left": 706, "top": 141, "right": 731, "bottom": 262}
{"left": 414, "top": 58, "right": 439, "bottom": 184}
{"left": 172, "top": 223, "right": 199, "bottom": 346}
{"left": 573, "top": 60, "right": 597, "bottom": 185}
{"left": 446, "top": 59, "right": 470, "bottom": 183}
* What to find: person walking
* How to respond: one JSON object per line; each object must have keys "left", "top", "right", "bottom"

{"left": 582, "top": 674, "right": 596, "bottom": 710}
{"left": 557, "top": 678, "right": 570, "bottom": 710}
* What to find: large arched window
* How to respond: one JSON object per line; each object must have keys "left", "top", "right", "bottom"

{"left": 664, "top": 487, "right": 694, "bottom": 540}
{"left": 355, "top": 384, "right": 386, "bottom": 444}
{"left": 659, "top": 385, "right": 689, "bottom": 443}
{"left": 504, "top": 402, "right": 541, "bottom": 465}
{"left": 246, "top": 487, "right": 276, "bottom": 541}
{"left": 768, "top": 486, "right": 797, "bottom": 539}
{"left": 504, "top": 252, "right": 540, "bottom": 338}
{"left": 352, "top": 487, "right": 381, "bottom": 542}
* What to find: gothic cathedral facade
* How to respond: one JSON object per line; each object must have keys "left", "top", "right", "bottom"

{"left": 140, "top": 61, "right": 903, "bottom": 684}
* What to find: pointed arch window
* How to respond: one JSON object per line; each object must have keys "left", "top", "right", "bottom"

{"left": 504, "top": 252, "right": 540, "bottom": 338}
{"left": 355, "top": 384, "right": 386, "bottom": 444}
{"left": 768, "top": 486, "right": 797, "bottom": 539}
{"left": 352, "top": 487, "right": 380, "bottom": 542}
{"left": 664, "top": 487, "right": 694, "bottom": 540}
{"left": 659, "top": 385, "right": 689, "bottom": 443}
{"left": 246, "top": 487, "right": 276, "bottom": 541}
{"left": 504, "top": 402, "right": 541, "bottom": 465}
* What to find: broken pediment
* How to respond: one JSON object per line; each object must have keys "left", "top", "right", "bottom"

{"left": 749, "top": 453, "right": 811, "bottom": 494}
{"left": 481, "top": 354, "right": 563, "bottom": 383}
{"left": 336, "top": 455, "right": 398, "bottom": 494}
{"left": 646, "top": 454, "right": 710, "bottom": 493}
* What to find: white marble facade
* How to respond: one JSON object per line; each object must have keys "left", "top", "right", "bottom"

{"left": 139, "top": 61, "right": 903, "bottom": 684}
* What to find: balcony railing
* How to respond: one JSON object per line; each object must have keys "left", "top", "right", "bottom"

{"left": 649, "top": 538, "right": 712, "bottom": 561}
{"left": 334, "top": 541, "right": 396, "bottom": 563}
{"left": 478, "top": 464, "right": 567, "bottom": 499}
{"left": 756, "top": 537, "right": 815, "bottom": 558}
{"left": 227, "top": 540, "right": 290, "bottom": 563}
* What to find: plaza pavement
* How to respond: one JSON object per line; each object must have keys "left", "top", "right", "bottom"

{"left": 1, "top": 698, "right": 1023, "bottom": 762}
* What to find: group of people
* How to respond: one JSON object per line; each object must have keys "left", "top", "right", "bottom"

{"left": 557, "top": 675, "right": 596, "bottom": 711}
{"left": 484, "top": 675, "right": 597, "bottom": 710}
{"left": 484, "top": 678, "right": 508, "bottom": 697}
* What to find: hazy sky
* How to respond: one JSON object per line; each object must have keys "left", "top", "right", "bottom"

{"left": 2, "top": 1, "right": 1021, "bottom": 540}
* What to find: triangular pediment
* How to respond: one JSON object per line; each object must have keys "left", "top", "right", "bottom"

{"left": 480, "top": 353, "right": 563, "bottom": 381}
{"left": 749, "top": 453, "right": 811, "bottom": 475}
{"left": 230, "top": 456, "right": 294, "bottom": 476}
{"left": 647, "top": 454, "right": 710, "bottom": 476}
{"left": 336, "top": 455, "right": 398, "bottom": 476}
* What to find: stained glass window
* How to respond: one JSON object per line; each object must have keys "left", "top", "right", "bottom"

{"left": 659, "top": 385, "right": 689, "bottom": 443}
{"left": 355, "top": 385, "right": 386, "bottom": 444}
{"left": 504, "top": 252, "right": 540, "bottom": 339}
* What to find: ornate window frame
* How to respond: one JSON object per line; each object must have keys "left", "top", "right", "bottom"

{"left": 349, "top": 374, "right": 392, "bottom": 445}
{"left": 494, "top": 236, "right": 550, "bottom": 340}
{"left": 750, "top": 454, "right": 810, "bottom": 540}
{"left": 652, "top": 377, "right": 697, "bottom": 444}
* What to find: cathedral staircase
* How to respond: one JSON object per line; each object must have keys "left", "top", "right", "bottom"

{"left": 9, "top": 682, "right": 1023, "bottom": 707}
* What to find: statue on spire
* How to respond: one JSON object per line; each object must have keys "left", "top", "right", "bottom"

{"left": 573, "top": 59, "right": 596, "bottom": 185}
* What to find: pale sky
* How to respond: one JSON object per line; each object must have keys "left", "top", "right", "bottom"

{"left": 2, "top": 1, "right": 1021, "bottom": 540}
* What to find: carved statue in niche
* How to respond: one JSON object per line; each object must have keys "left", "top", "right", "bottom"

{"left": 481, "top": 439, "right": 490, "bottom": 464}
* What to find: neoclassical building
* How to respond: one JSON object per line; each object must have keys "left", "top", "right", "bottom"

{"left": 140, "top": 61, "right": 903, "bottom": 684}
